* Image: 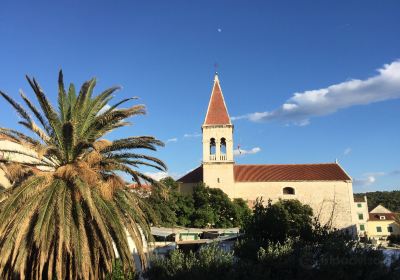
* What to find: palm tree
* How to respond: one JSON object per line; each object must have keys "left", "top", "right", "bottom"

{"left": 0, "top": 71, "right": 166, "bottom": 279}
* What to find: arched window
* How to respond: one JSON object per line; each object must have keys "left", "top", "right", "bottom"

{"left": 283, "top": 187, "right": 295, "bottom": 195}
{"left": 210, "top": 138, "right": 216, "bottom": 155}
{"left": 220, "top": 138, "right": 226, "bottom": 154}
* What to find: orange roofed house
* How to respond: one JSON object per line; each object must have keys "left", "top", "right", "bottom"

{"left": 177, "top": 74, "right": 357, "bottom": 232}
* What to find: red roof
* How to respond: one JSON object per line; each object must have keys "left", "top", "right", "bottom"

{"left": 204, "top": 75, "right": 231, "bottom": 125}
{"left": 368, "top": 213, "right": 397, "bottom": 221}
{"left": 354, "top": 196, "right": 366, "bottom": 203}
{"left": 128, "top": 183, "right": 152, "bottom": 191}
{"left": 177, "top": 163, "right": 351, "bottom": 183}
{"left": 234, "top": 164, "right": 351, "bottom": 182}
{"left": 177, "top": 166, "right": 203, "bottom": 183}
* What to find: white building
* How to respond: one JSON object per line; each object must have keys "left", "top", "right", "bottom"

{"left": 178, "top": 74, "right": 357, "bottom": 232}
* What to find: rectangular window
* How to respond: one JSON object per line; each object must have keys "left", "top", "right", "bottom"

{"left": 359, "top": 224, "right": 365, "bottom": 231}
{"left": 388, "top": 226, "right": 393, "bottom": 233}
{"left": 357, "top": 203, "right": 362, "bottom": 208}
{"left": 358, "top": 213, "right": 364, "bottom": 220}
{"left": 376, "top": 226, "right": 382, "bottom": 233}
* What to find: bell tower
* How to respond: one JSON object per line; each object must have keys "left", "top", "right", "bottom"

{"left": 202, "top": 74, "right": 235, "bottom": 197}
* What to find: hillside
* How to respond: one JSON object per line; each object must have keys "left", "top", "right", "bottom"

{"left": 355, "top": 190, "right": 400, "bottom": 212}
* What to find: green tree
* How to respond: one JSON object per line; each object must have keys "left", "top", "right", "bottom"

{"left": 235, "top": 198, "right": 400, "bottom": 280}
{"left": 0, "top": 72, "right": 166, "bottom": 279}
{"left": 191, "top": 184, "right": 250, "bottom": 228}
{"left": 243, "top": 199, "right": 313, "bottom": 243}
{"left": 355, "top": 191, "right": 400, "bottom": 212}
{"left": 145, "top": 198, "right": 400, "bottom": 280}
{"left": 160, "top": 177, "right": 194, "bottom": 227}
{"left": 146, "top": 181, "right": 177, "bottom": 227}
{"left": 146, "top": 180, "right": 250, "bottom": 229}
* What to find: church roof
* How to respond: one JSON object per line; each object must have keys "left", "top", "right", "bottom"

{"left": 234, "top": 163, "right": 351, "bottom": 182}
{"left": 177, "top": 166, "right": 203, "bottom": 183}
{"left": 203, "top": 74, "right": 231, "bottom": 126}
{"left": 177, "top": 163, "right": 351, "bottom": 183}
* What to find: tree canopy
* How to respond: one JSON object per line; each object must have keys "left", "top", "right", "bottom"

{"left": 146, "top": 179, "right": 251, "bottom": 229}
{"left": 0, "top": 71, "right": 165, "bottom": 279}
{"left": 355, "top": 190, "right": 400, "bottom": 212}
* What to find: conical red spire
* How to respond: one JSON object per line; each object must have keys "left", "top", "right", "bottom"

{"left": 204, "top": 74, "right": 231, "bottom": 125}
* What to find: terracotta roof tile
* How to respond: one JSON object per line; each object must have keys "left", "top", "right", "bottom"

{"left": 177, "top": 163, "right": 351, "bottom": 184}
{"left": 177, "top": 166, "right": 203, "bottom": 183}
{"left": 368, "top": 213, "right": 397, "bottom": 221}
{"left": 234, "top": 163, "right": 351, "bottom": 182}
{"left": 354, "top": 196, "right": 366, "bottom": 203}
{"left": 128, "top": 183, "right": 152, "bottom": 191}
{"left": 204, "top": 75, "right": 231, "bottom": 125}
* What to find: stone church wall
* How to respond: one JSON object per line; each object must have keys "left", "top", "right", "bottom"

{"left": 234, "top": 180, "right": 356, "bottom": 230}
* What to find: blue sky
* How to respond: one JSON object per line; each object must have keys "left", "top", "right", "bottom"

{"left": 0, "top": 0, "right": 399, "bottom": 192}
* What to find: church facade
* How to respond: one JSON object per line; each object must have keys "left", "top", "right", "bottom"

{"left": 178, "top": 74, "right": 357, "bottom": 231}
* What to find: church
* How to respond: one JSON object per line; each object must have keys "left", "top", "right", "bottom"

{"left": 177, "top": 74, "right": 357, "bottom": 231}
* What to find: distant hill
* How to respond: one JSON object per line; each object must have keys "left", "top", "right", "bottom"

{"left": 355, "top": 190, "right": 400, "bottom": 213}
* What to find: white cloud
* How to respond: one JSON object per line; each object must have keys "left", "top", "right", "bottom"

{"left": 354, "top": 171, "right": 387, "bottom": 187}
{"left": 354, "top": 168, "right": 400, "bottom": 187}
{"left": 144, "top": 171, "right": 169, "bottom": 181}
{"left": 354, "top": 176, "right": 376, "bottom": 187}
{"left": 166, "top": 138, "right": 178, "bottom": 143}
{"left": 343, "top": 148, "right": 352, "bottom": 156}
{"left": 232, "top": 60, "right": 400, "bottom": 125}
{"left": 363, "top": 171, "right": 386, "bottom": 177}
{"left": 184, "top": 132, "right": 201, "bottom": 138}
{"left": 97, "top": 104, "right": 111, "bottom": 115}
{"left": 233, "top": 147, "right": 261, "bottom": 156}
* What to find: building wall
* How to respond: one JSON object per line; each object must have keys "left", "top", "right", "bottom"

{"left": 233, "top": 180, "right": 355, "bottom": 230}
{"left": 180, "top": 176, "right": 356, "bottom": 231}
{"left": 354, "top": 199, "right": 369, "bottom": 236}
{"left": 0, "top": 169, "right": 10, "bottom": 189}
{"left": 203, "top": 163, "right": 235, "bottom": 198}
{"left": 367, "top": 220, "right": 400, "bottom": 239}
{"left": 202, "top": 125, "right": 234, "bottom": 163}
{"left": 178, "top": 182, "right": 198, "bottom": 195}
{"left": 0, "top": 140, "right": 40, "bottom": 189}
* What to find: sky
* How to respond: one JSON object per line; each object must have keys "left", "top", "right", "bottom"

{"left": 0, "top": 0, "right": 399, "bottom": 193}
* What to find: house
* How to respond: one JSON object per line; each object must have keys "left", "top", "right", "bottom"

{"left": 178, "top": 74, "right": 357, "bottom": 232}
{"left": 367, "top": 205, "right": 400, "bottom": 245}
{"left": 354, "top": 195, "right": 369, "bottom": 236}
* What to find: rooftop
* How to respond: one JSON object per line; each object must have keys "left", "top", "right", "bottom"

{"left": 203, "top": 74, "right": 231, "bottom": 126}
{"left": 178, "top": 163, "right": 351, "bottom": 183}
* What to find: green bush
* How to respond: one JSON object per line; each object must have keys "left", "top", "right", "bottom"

{"left": 145, "top": 243, "right": 234, "bottom": 280}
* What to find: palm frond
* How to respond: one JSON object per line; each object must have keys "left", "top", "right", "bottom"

{"left": 0, "top": 71, "right": 166, "bottom": 278}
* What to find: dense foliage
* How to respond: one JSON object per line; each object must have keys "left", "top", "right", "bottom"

{"left": 244, "top": 199, "right": 314, "bottom": 243}
{"left": 0, "top": 72, "right": 165, "bottom": 279}
{"left": 147, "top": 178, "right": 251, "bottom": 228}
{"left": 355, "top": 191, "right": 400, "bottom": 212}
{"left": 146, "top": 199, "right": 400, "bottom": 280}
{"left": 145, "top": 243, "right": 234, "bottom": 280}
